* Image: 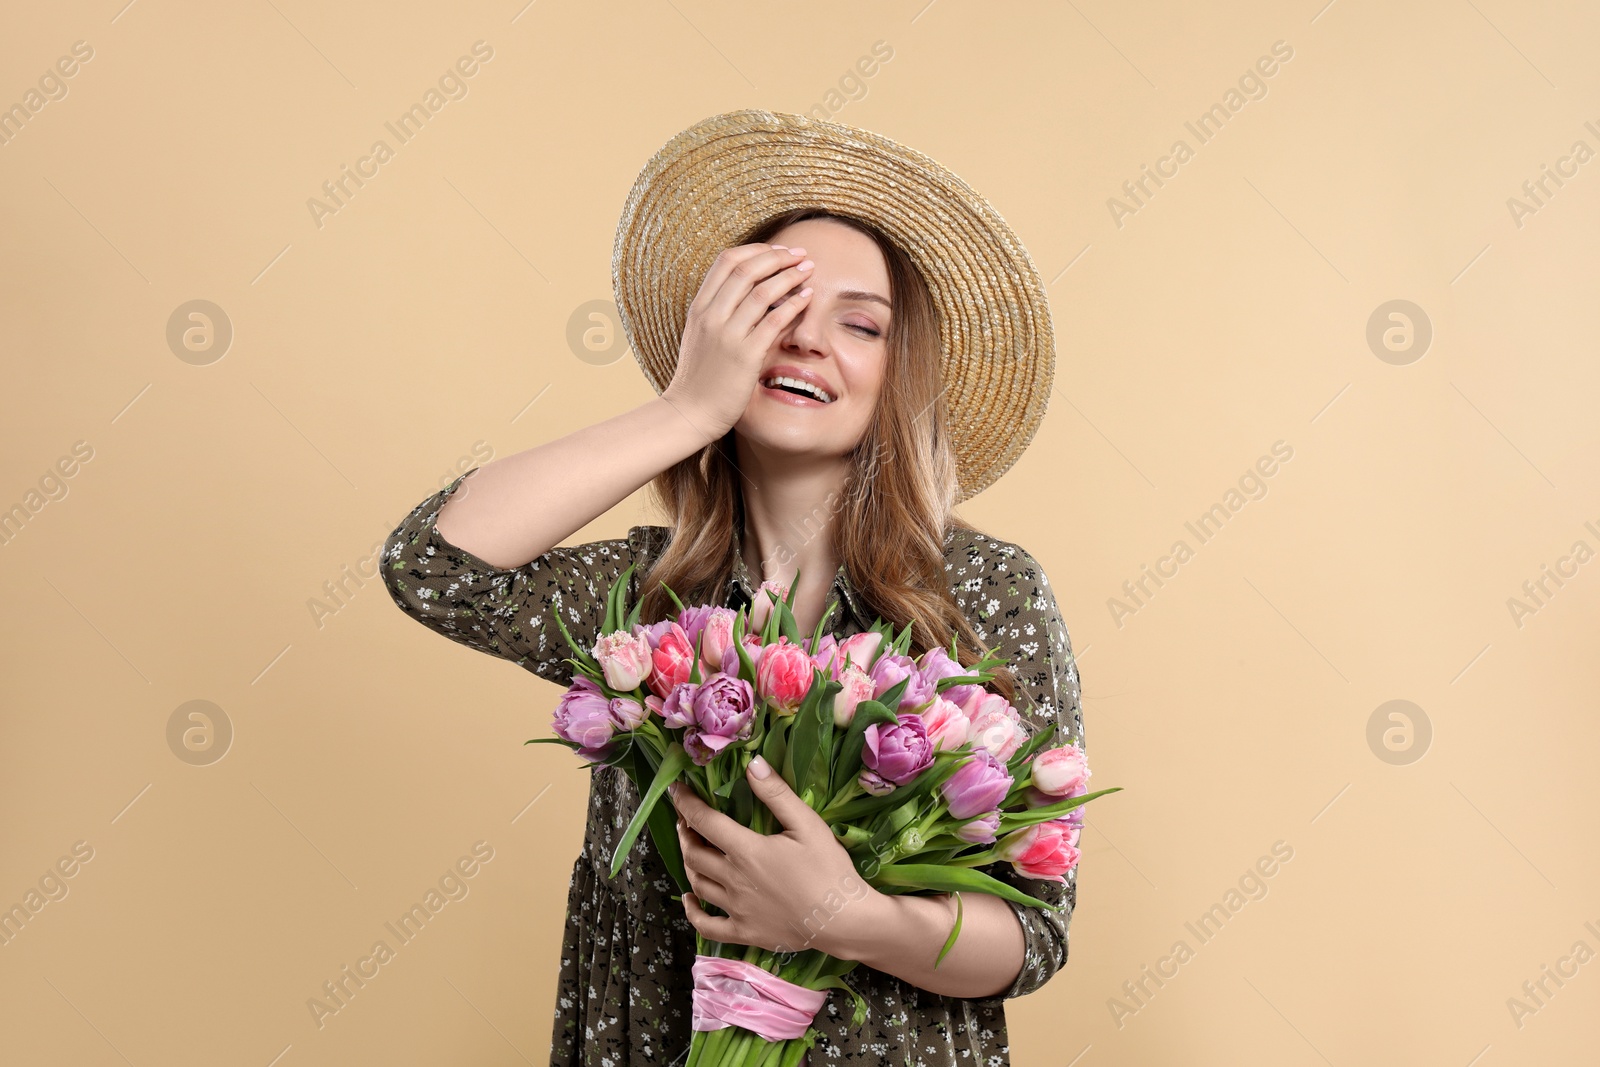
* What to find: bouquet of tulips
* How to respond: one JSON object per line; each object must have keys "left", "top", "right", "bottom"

{"left": 529, "top": 563, "right": 1118, "bottom": 1067}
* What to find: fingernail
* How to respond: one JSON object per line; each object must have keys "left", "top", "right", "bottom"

{"left": 786, "top": 246, "right": 806, "bottom": 256}
{"left": 797, "top": 260, "right": 814, "bottom": 271}
{"left": 667, "top": 782, "right": 681, "bottom": 799}
{"left": 770, "top": 244, "right": 788, "bottom": 249}
{"left": 749, "top": 755, "right": 772, "bottom": 779}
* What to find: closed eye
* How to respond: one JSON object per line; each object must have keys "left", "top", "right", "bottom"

{"left": 849, "top": 325, "right": 881, "bottom": 337}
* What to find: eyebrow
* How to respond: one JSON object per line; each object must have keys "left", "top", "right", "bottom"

{"left": 835, "top": 288, "right": 892, "bottom": 312}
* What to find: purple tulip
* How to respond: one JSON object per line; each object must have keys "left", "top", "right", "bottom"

{"left": 870, "top": 651, "right": 937, "bottom": 711}
{"left": 939, "top": 748, "right": 1013, "bottom": 820}
{"left": 636, "top": 618, "right": 676, "bottom": 649}
{"left": 809, "top": 633, "right": 841, "bottom": 679}
{"left": 659, "top": 681, "right": 699, "bottom": 729}
{"left": 917, "top": 646, "right": 984, "bottom": 709}
{"left": 860, "top": 714, "right": 934, "bottom": 793}
{"left": 676, "top": 605, "right": 715, "bottom": 651}
{"left": 683, "top": 673, "right": 756, "bottom": 766}
{"left": 607, "top": 696, "right": 648, "bottom": 730}
{"left": 954, "top": 812, "right": 1000, "bottom": 844}
{"left": 552, "top": 676, "right": 616, "bottom": 762}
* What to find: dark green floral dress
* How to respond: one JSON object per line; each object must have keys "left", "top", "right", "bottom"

{"left": 380, "top": 467, "right": 1087, "bottom": 1066}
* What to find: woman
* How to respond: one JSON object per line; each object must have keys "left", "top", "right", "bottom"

{"left": 381, "top": 111, "right": 1085, "bottom": 1065}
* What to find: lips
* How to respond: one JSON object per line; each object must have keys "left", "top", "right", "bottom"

{"left": 759, "top": 364, "right": 837, "bottom": 404}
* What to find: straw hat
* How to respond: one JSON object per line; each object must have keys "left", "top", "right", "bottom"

{"left": 610, "top": 108, "right": 1056, "bottom": 503}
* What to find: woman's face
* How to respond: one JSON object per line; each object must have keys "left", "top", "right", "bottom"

{"left": 733, "top": 218, "right": 891, "bottom": 462}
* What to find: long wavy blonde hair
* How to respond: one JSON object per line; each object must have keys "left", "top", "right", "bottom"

{"left": 636, "top": 207, "right": 1016, "bottom": 704}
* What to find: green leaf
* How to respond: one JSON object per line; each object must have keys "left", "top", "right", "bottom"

{"left": 828, "top": 756, "right": 959, "bottom": 824}
{"left": 785, "top": 670, "right": 840, "bottom": 800}
{"left": 809, "top": 598, "right": 838, "bottom": 658}
{"left": 871, "top": 863, "right": 1054, "bottom": 909}
{"left": 998, "top": 786, "right": 1123, "bottom": 831}
{"left": 631, "top": 742, "right": 688, "bottom": 894}
{"left": 660, "top": 581, "right": 687, "bottom": 616}
{"left": 808, "top": 974, "right": 867, "bottom": 1027}
{"left": 777, "top": 599, "right": 803, "bottom": 646}
{"left": 933, "top": 891, "right": 964, "bottom": 968}
{"left": 732, "top": 609, "right": 758, "bottom": 684}
{"left": 730, "top": 776, "right": 754, "bottom": 826}
{"left": 551, "top": 609, "right": 600, "bottom": 673}
{"left": 688, "top": 628, "right": 704, "bottom": 685}
{"left": 893, "top": 619, "right": 914, "bottom": 654}
{"left": 523, "top": 736, "right": 578, "bottom": 749}
{"left": 609, "top": 743, "right": 691, "bottom": 879}
{"left": 874, "top": 676, "right": 910, "bottom": 714}
{"left": 761, "top": 715, "right": 790, "bottom": 785}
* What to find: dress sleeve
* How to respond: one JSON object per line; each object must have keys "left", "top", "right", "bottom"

{"left": 379, "top": 466, "right": 664, "bottom": 688}
{"left": 960, "top": 539, "right": 1086, "bottom": 1001}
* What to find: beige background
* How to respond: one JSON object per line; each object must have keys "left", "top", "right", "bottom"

{"left": 2, "top": 1, "right": 1596, "bottom": 1064}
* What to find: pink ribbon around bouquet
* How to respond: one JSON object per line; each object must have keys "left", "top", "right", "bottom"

{"left": 689, "top": 954, "right": 828, "bottom": 1042}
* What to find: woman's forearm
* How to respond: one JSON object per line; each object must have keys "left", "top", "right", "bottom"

{"left": 433, "top": 395, "right": 718, "bottom": 569}
{"left": 826, "top": 888, "right": 1025, "bottom": 1000}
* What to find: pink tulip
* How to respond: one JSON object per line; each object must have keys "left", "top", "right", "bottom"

{"left": 1031, "top": 743, "right": 1090, "bottom": 797}
{"left": 595, "top": 629, "right": 653, "bottom": 691}
{"left": 756, "top": 637, "right": 813, "bottom": 715}
{"left": 995, "top": 821, "right": 1081, "bottom": 882}
{"left": 964, "top": 691, "right": 1027, "bottom": 761}
{"left": 749, "top": 579, "right": 790, "bottom": 631}
{"left": 646, "top": 623, "right": 696, "bottom": 698}
{"left": 960, "top": 697, "right": 1024, "bottom": 764}
{"left": 837, "top": 631, "right": 883, "bottom": 672}
{"left": 698, "top": 608, "right": 737, "bottom": 673}
{"left": 915, "top": 696, "right": 972, "bottom": 752}
{"left": 832, "top": 665, "right": 875, "bottom": 727}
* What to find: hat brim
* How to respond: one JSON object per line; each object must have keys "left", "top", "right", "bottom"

{"left": 611, "top": 108, "right": 1055, "bottom": 503}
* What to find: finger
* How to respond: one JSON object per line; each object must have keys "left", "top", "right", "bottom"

{"left": 745, "top": 283, "right": 814, "bottom": 348}
{"left": 704, "top": 246, "right": 807, "bottom": 324}
{"left": 676, "top": 815, "right": 738, "bottom": 886}
{"left": 686, "top": 243, "right": 788, "bottom": 315}
{"left": 730, "top": 263, "right": 816, "bottom": 338}
{"left": 682, "top": 854, "right": 729, "bottom": 909}
{"left": 682, "top": 891, "right": 739, "bottom": 942}
{"left": 745, "top": 755, "right": 828, "bottom": 840}
{"left": 670, "top": 782, "right": 755, "bottom": 858}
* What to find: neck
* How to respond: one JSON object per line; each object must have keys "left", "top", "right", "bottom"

{"left": 732, "top": 438, "right": 851, "bottom": 596}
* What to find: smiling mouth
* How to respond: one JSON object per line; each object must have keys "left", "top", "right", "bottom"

{"left": 759, "top": 375, "right": 835, "bottom": 404}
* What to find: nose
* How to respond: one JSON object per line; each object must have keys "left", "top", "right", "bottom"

{"left": 779, "top": 299, "right": 828, "bottom": 357}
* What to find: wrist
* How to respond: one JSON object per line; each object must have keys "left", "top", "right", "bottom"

{"left": 822, "top": 887, "right": 951, "bottom": 971}
{"left": 652, "top": 392, "right": 730, "bottom": 449}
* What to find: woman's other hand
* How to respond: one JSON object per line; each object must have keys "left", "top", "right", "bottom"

{"left": 662, "top": 244, "right": 815, "bottom": 442}
{"left": 669, "top": 755, "right": 885, "bottom": 959}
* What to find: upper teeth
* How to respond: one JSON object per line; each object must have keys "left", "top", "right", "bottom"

{"left": 763, "top": 375, "right": 833, "bottom": 403}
